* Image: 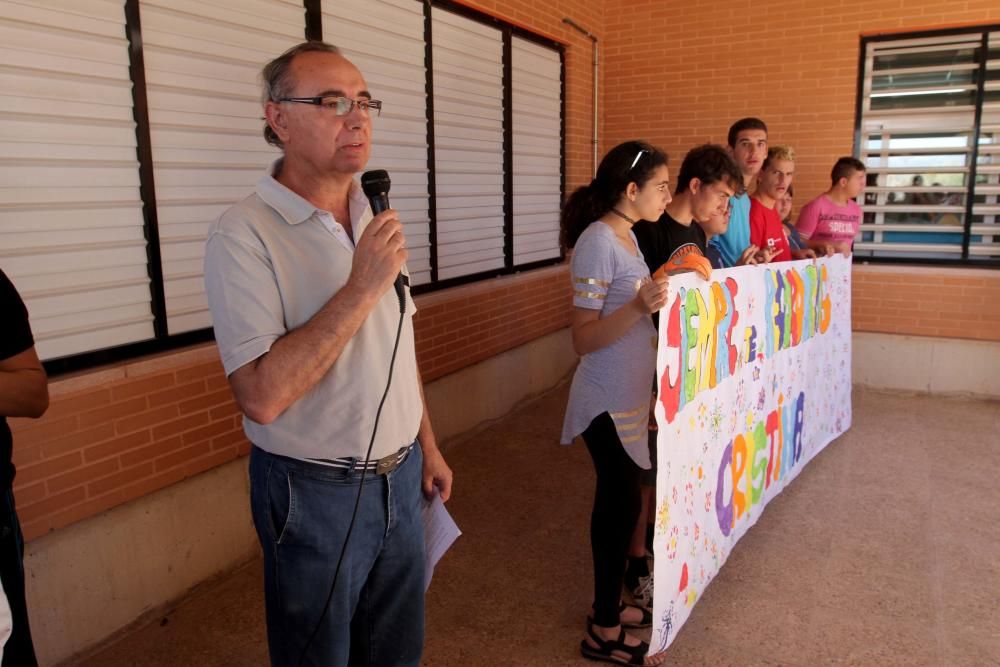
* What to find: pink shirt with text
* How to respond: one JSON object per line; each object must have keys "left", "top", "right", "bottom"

{"left": 795, "top": 195, "right": 862, "bottom": 246}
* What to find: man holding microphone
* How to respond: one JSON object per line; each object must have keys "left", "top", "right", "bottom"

{"left": 204, "top": 41, "right": 452, "bottom": 667}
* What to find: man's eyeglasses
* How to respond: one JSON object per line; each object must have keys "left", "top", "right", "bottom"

{"left": 630, "top": 148, "right": 651, "bottom": 170}
{"left": 277, "top": 96, "right": 382, "bottom": 117}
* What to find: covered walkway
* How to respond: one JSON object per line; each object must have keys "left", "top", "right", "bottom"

{"left": 75, "top": 384, "right": 999, "bottom": 666}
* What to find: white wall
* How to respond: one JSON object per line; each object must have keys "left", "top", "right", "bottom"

{"left": 853, "top": 331, "right": 1000, "bottom": 398}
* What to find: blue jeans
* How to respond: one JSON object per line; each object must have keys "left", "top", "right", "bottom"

{"left": 249, "top": 444, "right": 426, "bottom": 667}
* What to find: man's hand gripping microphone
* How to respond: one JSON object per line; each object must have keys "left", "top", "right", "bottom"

{"left": 361, "top": 169, "right": 407, "bottom": 313}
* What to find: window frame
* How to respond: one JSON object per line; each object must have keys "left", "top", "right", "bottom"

{"left": 853, "top": 24, "right": 1000, "bottom": 268}
{"left": 41, "top": 0, "right": 565, "bottom": 376}
{"left": 421, "top": 0, "right": 566, "bottom": 292}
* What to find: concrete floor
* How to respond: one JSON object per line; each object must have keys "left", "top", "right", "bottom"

{"left": 74, "top": 385, "right": 1000, "bottom": 666}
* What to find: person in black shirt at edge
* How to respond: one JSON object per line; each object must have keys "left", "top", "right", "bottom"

{"left": 626, "top": 144, "right": 745, "bottom": 609}
{"left": 0, "top": 269, "right": 48, "bottom": 667}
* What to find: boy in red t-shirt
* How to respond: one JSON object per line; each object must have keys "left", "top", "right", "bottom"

{"left": 750, "top": 146, "right": 811, "bottom": 263}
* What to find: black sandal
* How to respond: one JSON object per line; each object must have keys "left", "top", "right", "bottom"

{"left": 619, "top": 602, "right": 652, "bottom": 629}
{"left": 580, "top": 618, "right": 650, "bottom": 665}
{"left": 587, "top": 603, "right": 653, "bottom": 630}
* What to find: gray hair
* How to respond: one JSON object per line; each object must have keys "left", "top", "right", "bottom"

{"left": 261, "top": 41, "right": 342, "bottom": 148}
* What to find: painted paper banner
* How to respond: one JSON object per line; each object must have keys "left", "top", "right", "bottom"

{"left": 650, "top": 255, "right": 853, "bottom": 652}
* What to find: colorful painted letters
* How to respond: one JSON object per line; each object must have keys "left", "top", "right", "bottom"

{"left": 661, "top": 265, "right": 830, "bottom": 424}
{"left": 651, "top": 256, "right": 852, "bottom": 655}
{"left": 714, "top": 392, "right": 805, "bottom": 536}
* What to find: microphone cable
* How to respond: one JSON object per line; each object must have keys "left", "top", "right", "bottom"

{"left": 298, "top": 275, "right": 408, "bottom": 665}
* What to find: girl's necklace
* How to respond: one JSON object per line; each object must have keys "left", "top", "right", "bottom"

{"left": 609, "top": 207, "right": 637, "bottom": 224}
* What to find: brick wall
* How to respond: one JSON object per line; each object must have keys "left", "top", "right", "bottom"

{"left": 600, "top": 0, "right": 1000, "bottom": 341}
{"left": 9, "top": 348, "right": 246, "bottom": 542}
{"left": 9, "top": 267, "right": 572, "bottom": 541}
{"left": 601, "top": 0, "right": 1000, "bottom": 203}
{"left": 853, "top": 264, "right": 1000, "bottom": 342}
{"left": 416, "top": 266, "right": 572, "bottom": 381}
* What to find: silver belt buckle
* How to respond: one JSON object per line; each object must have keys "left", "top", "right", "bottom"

{"left": 375, "top": 453, "right": 396, "bottom": 475}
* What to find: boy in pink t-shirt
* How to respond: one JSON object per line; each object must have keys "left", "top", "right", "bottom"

{"left": 796, "top": 157, "right": 866, "bottom": 256}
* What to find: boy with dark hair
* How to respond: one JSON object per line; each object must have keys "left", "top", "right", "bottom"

{"left": 628, "top": 143, "right": 742, "bottom": 610}
{"left": 698, "top": 201, "right": 766, "bottom": 269}
{"left": 749, "top": 145, "right": 799, "bottom": 263}
{"left": 796, "top": 156, "right": 866, "bottom": 256}
{"left": 633, "top": 143, "right": 743, "bottom": 275}
{"left": 711, "top": 117, "right": 768, "bottom": 267}
{"left": 726, "top": 117, "right": 769, "bottom": 150}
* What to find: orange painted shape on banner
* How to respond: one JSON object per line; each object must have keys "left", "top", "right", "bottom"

{"left": 788, "top": 269, "right": 805, "bottom": 346}
{"left": 731, "top": 433, "right": 748, "bottom": 523}
{"left": 653, "top": 250, "right": 713, "bottom": 281}
{"left": 819, "top": 265, "right": 832, "bottom": 334}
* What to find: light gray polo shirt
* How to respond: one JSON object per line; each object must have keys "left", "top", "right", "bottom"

{"left": 204, "top": 161, "right": 422, "bottom": 462}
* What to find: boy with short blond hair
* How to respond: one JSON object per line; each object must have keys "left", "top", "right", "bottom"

{"left": 749, "top": 145, "right": 796, "bottom": 262}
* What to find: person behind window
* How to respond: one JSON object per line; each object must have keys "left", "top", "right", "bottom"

{"left": 936, "top": 184, "right": 963, "bottom": 226}
{"left": 559, "top": 140, "right": 670, "bottom": 666}
{"left": 0, "top": 268, "right": 49, "bottom": 667}
{"left": 904, "top": 175, "right": 938, "bottom": 222}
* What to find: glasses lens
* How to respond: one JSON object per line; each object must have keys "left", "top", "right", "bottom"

{"left": 334, "top": 97, "right": 353, "bottom": 115}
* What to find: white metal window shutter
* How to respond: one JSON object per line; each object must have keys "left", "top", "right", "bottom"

{"left": 970, "top": 31, "right": 1000, "bottom": 259}
{"left": 323, "top": 0, "right": 431, "bottom": 285}
{"left": 139, "top": 0, "right": 304, "bottom": 334}
{"left": 0, "top": 0, "right": 153, "bottom": 360}
{"left": 856, "top": 34, "right": 979, "bottom": 259}
{"left": 511, "top": 36, "right": 561, "bottom": 266}
{"left": 430, "top": 7, "right": 505, "bottom": 281}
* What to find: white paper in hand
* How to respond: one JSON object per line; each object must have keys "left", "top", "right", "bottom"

{"left": 422, "top": 492, "right": 461, "bottom": 591}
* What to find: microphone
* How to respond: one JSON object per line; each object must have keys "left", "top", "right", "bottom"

{"left": 361, "top": 170, "right": 406, "bottom": 313}
{"left": 361, "top": 169, "right": 391, "bottom": 215}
